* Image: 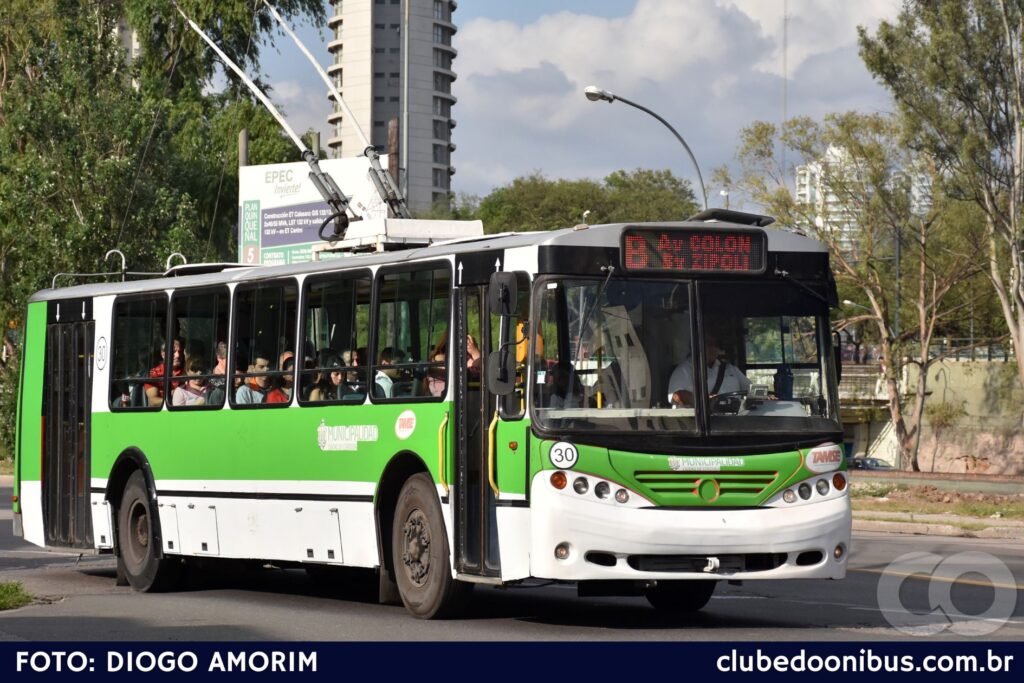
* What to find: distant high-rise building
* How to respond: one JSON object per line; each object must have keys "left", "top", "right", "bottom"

{"left": 326, "top": 0, "right": 457, "bottom": 213}
{"left": 794, "top": 145, "right": 931, "bottom": 257}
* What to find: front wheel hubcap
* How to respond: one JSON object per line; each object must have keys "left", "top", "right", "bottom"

{"left": 401, "top": 510, "right": 430, "bottom": 586}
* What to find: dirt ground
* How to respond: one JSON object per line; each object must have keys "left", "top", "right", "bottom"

{"left": 851, "top": 482, "right": 1024, "bottom": 519}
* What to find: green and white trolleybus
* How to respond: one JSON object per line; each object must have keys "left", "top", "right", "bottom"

{"left": 12, "top": 209, "right": 851, "bottom": 618}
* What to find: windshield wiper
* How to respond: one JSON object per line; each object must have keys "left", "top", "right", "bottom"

{"left": 773, "top": 268, "right": 829, "bottom": 305}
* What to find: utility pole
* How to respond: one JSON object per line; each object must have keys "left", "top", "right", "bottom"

{"left": 388, "top": 118, "right": 400, "bottom": 187}
{"left": 239, "top": 129, "right": 248, "bottom": 167}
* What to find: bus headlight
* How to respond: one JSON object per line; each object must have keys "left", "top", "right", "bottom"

{"left": 573, "top": 477, "right": 589, "bottom": 494}
{"left": 798, "top": 483, "right": 812, "bottom": 500}
{"left": 783, "top": 489, "right": 797, "bottom": 504}
{"left": 594, "top": 482, "right": 610, "bottom": 499}
{"left": 815, "top": 479, "right": 830, "bottom": 496}
{"left": 614, "top": 488, "right": 629, "bottom": 504}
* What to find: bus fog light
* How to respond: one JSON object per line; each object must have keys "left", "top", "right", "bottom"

{"left": 815, "top": 479, "right": 830, "bottom": 496}
{"left": 832, "top": 473, "right": 846, "bottom": 491}
{"left": 782, "top": 489, "right": 797, "bottom": 504}
{"left": 834, "top": 544, "right": 846, "bottom": 560}
{"left": 573, "top": 477, "right": 589, "bottom": 494}
{"left": 594, "top": 482, "right": 610, "bottom": 499}
{"left": 554, "top": 543, "right": 571, "bottom": 560}
{"left": 614, "top": 488, "right": 629, "bottom": 504}
{"left": 550, "top": 472, "right": 567, "bottom": 490}
{"left": 798, "top": 483, "right": 812, "bottom": 500}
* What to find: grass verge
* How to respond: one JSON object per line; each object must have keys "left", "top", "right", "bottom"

{"left": 850, "top": 482, "right": 1024, "bottom": 520}
{"left": 0, "top": 582, "right": 31, "bottom": 611}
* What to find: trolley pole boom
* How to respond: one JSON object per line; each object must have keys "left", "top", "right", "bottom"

{"left": 261, "top": 0, "right": 411, "bottom": 219}
{"left": 172, "top": 1, "right": 357, "bottom": 237}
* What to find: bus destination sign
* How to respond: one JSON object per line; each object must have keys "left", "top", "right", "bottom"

{"left": 621, "top": 228, "right": 766, "bottom": 274}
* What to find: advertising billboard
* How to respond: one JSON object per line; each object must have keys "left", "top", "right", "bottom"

{"left": 237, "top": 157, "right": 390, "bottom": 265}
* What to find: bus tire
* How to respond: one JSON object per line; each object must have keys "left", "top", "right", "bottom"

{"left": 391, "top": 473, "right": 466, "bottom": 619}
{"left": 117, "top": 471, "right": 181, "bottom": 592}
{"left": 645, "top": 580, "right": 716, "bottom": 612}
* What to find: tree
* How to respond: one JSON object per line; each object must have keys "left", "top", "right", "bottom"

{"left": 723, "top": 113, "right": 980, "bottom": 470}
{"left": 859, "top": 0, "right": 1024, "bottom": 414}
{"left": 474, "top": 169, "right": 699, "bottom": 234}
{"left": 0, "top": 1, "right": 320, "bottom": 456}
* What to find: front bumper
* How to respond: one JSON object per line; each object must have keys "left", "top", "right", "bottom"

{"left": 529, "top": 472, "right": 851, "bottom": 581}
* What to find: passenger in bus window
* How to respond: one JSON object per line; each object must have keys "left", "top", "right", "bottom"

{"left": 172, "top": 355, "right": 209, "bottom": 407}
{"left": 466, "top": 334, "right": 482, "bottom": 371}
{"left": 266, "top": 352, "right": 295, "bottom": 403}
{"left": 206, "top": 341, "right": 228, "bottom": 405}
{"left": 667, "top": 328, "right": 750, "bottom": 407}
{"left": 375, "top": 347, "right": 398, "bottom": 398}
{"left": 545, "top": 362, "right": 582, "bottom": 409}
{"left": 340, "top": 349, "right": 365, "bottom": 397}
{"left": 235, "top": 351, "right": 271, "bottom": 404}
{"left": 423, "top": 338, "right": 448, "bottom": 397}
{"left": 308, "top": 351, "right": 342, "bottom": 401}
{"left": 144, "top": 337, "right": 184, "bottom": 407}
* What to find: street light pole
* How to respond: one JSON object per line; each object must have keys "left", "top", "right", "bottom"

{"left": 584, "top": 85, "right": 708, "bottom": 210}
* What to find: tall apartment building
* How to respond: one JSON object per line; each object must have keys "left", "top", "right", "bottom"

{"left": 326, "top": 0, "right": 458, "bottom": 213}
{"left": 795, "top": 145, "right": 932, "bottom": 257}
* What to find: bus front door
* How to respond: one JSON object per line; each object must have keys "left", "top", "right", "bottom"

{"left": 42, "top": 319, "right": 94, "bottom": 549}
{"left": 454, "top": 286, "right": 501, "bottom": 578}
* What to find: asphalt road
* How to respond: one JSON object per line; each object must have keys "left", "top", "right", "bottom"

{"left": 1, "top": 485, "right": 1022, "bottom": 641}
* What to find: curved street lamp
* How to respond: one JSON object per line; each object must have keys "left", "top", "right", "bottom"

{"left": 584, "top": 85, "right": 708, "bottom": 210}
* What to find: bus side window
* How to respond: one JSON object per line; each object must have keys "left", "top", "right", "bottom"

{"left": 494, "top": 272, "right": 531, "bottom": 419}
{"left": 169, "top": 288, "right": 229, "bottom": 410}
{"left": 231, "top": 280, "right": 298, "bottom": 408}
{"left": 374, "top": 264, "right": 450, "bottom": 401}
{"left": 299, "top": 272, "right": 372, "bottom": 404}
{"left": 110, "top": 295, "right": 169, "bottom": 411}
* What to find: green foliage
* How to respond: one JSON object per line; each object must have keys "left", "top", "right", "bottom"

{"left": 0, "top": 582, "right": 31, "bottom": 611}
{"left": 0, "top": 1, "right": 319, "bottom": 456}
{"left": 474, "top": 169, "right": 699, "bottom": 234}
{"left": 858, "top": 0, "right": 1024, "bottom": 390}
{"left": 925, "top": 401, "right": 967, "bottom": 430}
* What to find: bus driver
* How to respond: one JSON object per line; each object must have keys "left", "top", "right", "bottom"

{"left": 668, "top": 327, "right": 750, "bottom": 408}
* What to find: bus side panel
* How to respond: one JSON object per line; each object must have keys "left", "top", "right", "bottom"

{"left": 88, "top": 296, "right": 114, "bottom": 549}
{"left": 14, "top": 301, "right": 47, "bottom": 546}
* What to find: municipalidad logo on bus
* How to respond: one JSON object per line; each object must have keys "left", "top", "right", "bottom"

{"left": 317, "top": 420, "right": 379, "bottom": 452}
{"left": 805, "top": 443, "right": 843, "bottom": 473}
{"left": 668, "top": 457, "right": 745, "bottom": 471}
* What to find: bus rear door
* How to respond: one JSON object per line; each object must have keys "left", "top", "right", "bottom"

{"left": 41, "top": 299, "right": 94, "bottom": 549}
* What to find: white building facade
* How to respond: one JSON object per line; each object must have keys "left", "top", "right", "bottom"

{"left": 327, "top": 0, "right": 457, "bottom": 213}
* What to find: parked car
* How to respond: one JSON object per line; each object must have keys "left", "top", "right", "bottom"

{"left": 849, "top": 457, "right": 895, "bottom": 470}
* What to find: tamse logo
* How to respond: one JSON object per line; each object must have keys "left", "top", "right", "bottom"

{"left": 805, "top": 443, "right": 843, "bottom": 473}
{"left": 395, "top": 410, "right": 417, "bottom": 440}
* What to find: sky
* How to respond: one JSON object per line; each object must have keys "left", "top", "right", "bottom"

{"left": 259, "top": 0, "right": 902, "bottom": 206}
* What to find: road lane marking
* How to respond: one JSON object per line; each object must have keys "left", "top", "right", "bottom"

{"left": 851, "top": 567, "right": 1022, "bottom": 590}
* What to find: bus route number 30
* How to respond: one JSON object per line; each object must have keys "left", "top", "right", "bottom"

{"left": 549, "top": 442, "right": 579, "bottom": 470}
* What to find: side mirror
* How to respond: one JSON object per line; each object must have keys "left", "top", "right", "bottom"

{"left": 488, "top": 272, "right": 519, "bottom": 317}
{"left": 486, "top": 350, "right": 515, "bottom": 395}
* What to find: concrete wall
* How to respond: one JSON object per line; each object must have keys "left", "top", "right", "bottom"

{"left": 844, "top": 360, "right": 1024, "bottom": 475}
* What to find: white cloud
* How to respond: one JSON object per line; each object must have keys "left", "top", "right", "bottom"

{"left": 273, "top": 80, "right": 305, "bottom": 102}
{"left": 451, "top": 0, "right": 900, "bottom": 199}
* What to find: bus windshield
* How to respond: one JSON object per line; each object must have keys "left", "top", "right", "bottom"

{"left": 531, "top": 278, "right": 839, "bottom": 435}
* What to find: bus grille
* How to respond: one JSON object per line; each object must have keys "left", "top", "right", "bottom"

{"left": 632, "top": 470, "right": 779, "bottom": 501}
{"left": 627, "top": 553, "right": 787, "bottom": 573}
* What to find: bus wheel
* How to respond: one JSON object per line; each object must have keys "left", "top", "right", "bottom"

{"left": 391, "top": 473, "right": 466, "bottom": 619}
{"left": 645, "top": 580, "right": 716, "bottom": 612}
{"left": 117, "top": 471, "right": 180, "bottom": 592}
